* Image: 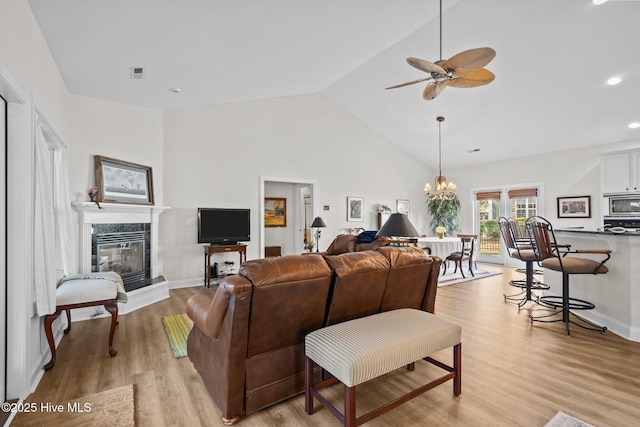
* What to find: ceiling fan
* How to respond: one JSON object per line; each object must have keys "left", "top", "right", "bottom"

{"left": 386, "top": 0, "right": 496, "bottom": 100}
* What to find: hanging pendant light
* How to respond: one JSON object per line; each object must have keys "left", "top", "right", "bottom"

{"left": 424, "top": 116, "right": 457, "bottom": 200}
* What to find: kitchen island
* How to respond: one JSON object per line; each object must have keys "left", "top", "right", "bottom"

{"left": 546, "top": 228, "right": 640, "bottom": 342}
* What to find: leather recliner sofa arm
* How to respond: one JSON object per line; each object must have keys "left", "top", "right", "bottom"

{"left": 186, "top": 276, "right": 252, "bottom": 339}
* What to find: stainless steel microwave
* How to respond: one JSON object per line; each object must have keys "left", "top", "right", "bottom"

{"left": 603, "top": 195, "right": 640, "bottom": 217}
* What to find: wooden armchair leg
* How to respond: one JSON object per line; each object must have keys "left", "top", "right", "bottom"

{"left": 104, "top": 301, "right": 119, "bottom": 357}
{"left": 43, "top": 310, "right": 62, "bottom": 371}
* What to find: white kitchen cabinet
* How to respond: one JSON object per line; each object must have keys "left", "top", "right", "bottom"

{"left": 600, "top": 150, "right": 640, "bottom": 194}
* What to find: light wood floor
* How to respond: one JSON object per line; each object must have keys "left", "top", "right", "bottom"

{"left": 13, "top": 265, "right": 640, "bottom": 426}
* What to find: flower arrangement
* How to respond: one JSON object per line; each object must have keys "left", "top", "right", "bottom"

{"left": 436, "top": 225, "right": 446, "bottom": 238}
{"left": 88, "top": 186, "right": 99, "bottom": 201}
{"left": 377, "top": 204, "right": 392, "bottom": 213}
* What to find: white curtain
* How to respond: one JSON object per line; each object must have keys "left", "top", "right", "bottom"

{"left": 33, "top": 110, "right": 77, "bottom": 316}
{"left": 54, "top": 147, "right": 77, "bottom": 276}
{"left": 34, "top": 118, "right": 56, "bottom": 316}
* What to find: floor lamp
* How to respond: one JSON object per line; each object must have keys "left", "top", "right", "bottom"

{"left": 311, "top": 217, "right": 327, "bottom": 252}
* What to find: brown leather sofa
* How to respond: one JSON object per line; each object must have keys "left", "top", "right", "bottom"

{"left": 322, "top": 233, "right": 392, "bottom": 254}
{"left": 186, "top": 245, "right": 442, "bottom": 424}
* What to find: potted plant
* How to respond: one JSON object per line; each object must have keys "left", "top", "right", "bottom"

{"left": 427, "top": 195, "right": 461, "bottom": 237}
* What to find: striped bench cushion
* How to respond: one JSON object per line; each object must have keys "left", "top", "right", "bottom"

{"left": 305, "top": 308, "right": 461, "bottom": 387}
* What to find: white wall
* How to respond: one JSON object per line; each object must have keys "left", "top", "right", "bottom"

{"left": 161, "top": 95, "right": 431, "bottom": 284}
{"left": 0, "top": 0, "right": 69, "bottom": 128}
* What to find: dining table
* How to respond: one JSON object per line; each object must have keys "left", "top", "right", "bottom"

{"left": 417, "top": 237, "right": 462, "bottom": 261}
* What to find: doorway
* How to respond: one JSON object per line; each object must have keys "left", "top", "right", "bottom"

{"left": 473, "top": 184, "right": 544, "bottom": 265}
{"left": 260, "top": 176, "right": 316, "bottom": 257}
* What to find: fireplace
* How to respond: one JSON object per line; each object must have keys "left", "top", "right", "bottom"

{"left": 92, "top": 223, "right": 151, "bottom": 291}
{"left": 73, "top": 201, "right": 170, "bottom": 303}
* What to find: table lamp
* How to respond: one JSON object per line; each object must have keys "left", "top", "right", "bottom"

{"left": 376, "top": 213, "right": 419, "bottom": 239}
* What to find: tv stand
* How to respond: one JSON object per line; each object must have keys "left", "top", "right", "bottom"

{"left": 204, "top": 244, "right": 247, "bottom": 287}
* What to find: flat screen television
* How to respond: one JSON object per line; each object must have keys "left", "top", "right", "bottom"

{"left": 197, "top": 208, "right": 251, "bottom": 245}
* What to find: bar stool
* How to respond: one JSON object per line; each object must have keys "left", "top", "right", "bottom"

{"left": 498, "top": 217, "right": 549, "bottom": 308}
{"left": 526, "top": 216, "right": 610, "bottom": 335}
{"left": 508, "top": 218, "right": 544, "bottom": 284}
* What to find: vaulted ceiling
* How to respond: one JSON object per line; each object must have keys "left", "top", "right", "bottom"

{"left": 28, "top": 0, "right": 640, "bottom": 169}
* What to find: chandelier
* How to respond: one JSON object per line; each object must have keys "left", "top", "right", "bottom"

{"left": 424, "top": 116, "right": 457, "bottom": 200}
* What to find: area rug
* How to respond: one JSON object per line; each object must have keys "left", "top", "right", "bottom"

{"left": 437, "top": 266, "right": 502, "bottom": 287}
{"left": 544, "top": 411, "right": 595, "bottom": 427}
{"left": 161, "top": 313, "right": 193, "bottom": 358}
{"left": 12, "top": 384, "right": 135, "bottom": 426}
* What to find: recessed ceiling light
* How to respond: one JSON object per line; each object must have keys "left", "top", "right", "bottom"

{"left": 629, "top": 122, "right": 640, "bottom": 129}
{"left": 593, "top": 0, "right": 608, "bottom": 5}
{"left": 607, "top": 76, "right": 622, "bottom": 85}
{"left": 169, "top": 87, "right": 181, "bottom": 93}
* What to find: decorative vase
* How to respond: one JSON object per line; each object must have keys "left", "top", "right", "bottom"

{"left": 438, "top": 232, "right": 444, "bottom": 239}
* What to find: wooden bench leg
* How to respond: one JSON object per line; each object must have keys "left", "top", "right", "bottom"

{"left": 345, "top": 385, "right": 356, "bottom": 427}
{"left": 44, "top": 299, "right": 120, "bottom": 370}
{"left": 43, "top": 310, "right": 62, "bottom": 371}
{"left": 104, "top": 301, "right": 119, "bottom": 357}
{"left": 305, "top": 356, "right": 314, "bottom": 415}
{"left": 64, "top": 309, "right": 72, "bottom": 333}
{"left": 453, "top": 343, "right": 462, "bottom": 396}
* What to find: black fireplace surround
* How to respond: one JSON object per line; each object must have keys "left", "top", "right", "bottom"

{"left": 91, "top": 223, "right": 152, "bottom": 292}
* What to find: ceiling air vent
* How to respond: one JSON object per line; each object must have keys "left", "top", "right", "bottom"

{"left": 130, "top": 66, "right": 145, "bottom": 80}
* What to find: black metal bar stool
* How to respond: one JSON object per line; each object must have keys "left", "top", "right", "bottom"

{"left": 498, "top": 217, "right": 550, "bottom": 308}
{"left": 526, "top": 216, "right": 610, "bottom": 335}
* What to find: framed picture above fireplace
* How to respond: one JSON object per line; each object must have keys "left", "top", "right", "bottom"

{"left": 94, "top": 155, "right": 154, "bottom": 205}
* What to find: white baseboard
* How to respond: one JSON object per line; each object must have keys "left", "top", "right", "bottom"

{"left": 539, "top": 289, "right": 638, "bottom": 342}
{"left": 169, "top": 277, "right": 204, "bottom": 289}
{"left": 577, "top": 309, "right": 638, "bottom": 342}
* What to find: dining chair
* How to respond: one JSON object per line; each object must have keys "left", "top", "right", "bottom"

{"left": 443, "top": 234, "right": 476, "bottom": 278}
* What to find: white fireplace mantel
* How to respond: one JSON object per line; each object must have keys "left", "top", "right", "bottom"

{"left": 72, "top": 202, "right": 170, "bottom": 278}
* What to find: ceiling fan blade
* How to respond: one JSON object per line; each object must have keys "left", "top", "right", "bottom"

{"left": 406, "top": 57, "right": 447, "bottom": 75}
{"left": 447, "top": 68, "right": 495, "bottom": 88}
{"left": 385, "top": 76, "right": 433, "bottom": 90}
{"left": 423, "top": 81, "right": 448, "bottom": 100}
{"left": 441, "top": 47, "right": 496, "bottom": 77}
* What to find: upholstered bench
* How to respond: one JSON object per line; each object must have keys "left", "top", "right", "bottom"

{"left": 304, "top": 308, "right": 461, "bottom": 427}
{"left": 43, "top": 272, "right": 128, "bottom": 371}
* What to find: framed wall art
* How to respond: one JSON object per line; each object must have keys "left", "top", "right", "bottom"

{"left": 557, "top": 195, "right": 591, "bottom": 218}
{"left": 396, "top": 199, "right": 410, "bottom": 216}
{"left": 347, "top": 197, "right": 364, "bottom": 221}
{"left": 264, "top": 197, "right": 287, "bottom": 227}
{"left": 94, "top": 155, "right": 154, "bottom": 205}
